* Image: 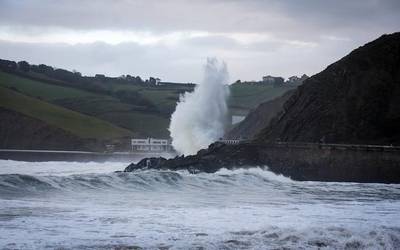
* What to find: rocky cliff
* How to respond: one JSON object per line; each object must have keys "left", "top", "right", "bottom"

{"left": 257, "top": 33, "right": 400, "bottom": 145}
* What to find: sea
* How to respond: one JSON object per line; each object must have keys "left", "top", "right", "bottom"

{"left": 0, "top": 160, "right": 399, "bottom": 249}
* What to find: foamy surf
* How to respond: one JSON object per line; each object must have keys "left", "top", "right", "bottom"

{"left": 0, "top": 161, "right": 399, "bottom": 249}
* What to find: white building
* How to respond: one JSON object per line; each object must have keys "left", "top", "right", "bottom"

{"left": 131, "top": 138, "right": 172, "bottom": 152}
{"left": 218, "top": 139, "right": 242, "bottom": 145}
{"left": 262, "top": 75, "right": 276, "bottom": 84}
{"left": 262, "top": 75, "right": 284, "bottom": 85}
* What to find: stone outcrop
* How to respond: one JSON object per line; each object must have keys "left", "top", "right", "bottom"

{"left": 125, "top": 142, "right": 260, "bottom": 173}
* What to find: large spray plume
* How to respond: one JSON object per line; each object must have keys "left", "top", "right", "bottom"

{"left": 169, "top": 58, "right": 230, "bottom": 155}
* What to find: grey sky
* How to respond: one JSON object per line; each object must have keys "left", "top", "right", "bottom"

{"left": 0, "top": 0, "right": 399, "bottom": 82}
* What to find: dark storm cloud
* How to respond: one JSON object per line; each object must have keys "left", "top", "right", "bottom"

{"left": 1, "top": 0, "right": 399, "bottom": 36}
{"left": 0, "top": 39, "right": 205, "bottom": 82}
{"left": 0, "top": 0, "right": 399, "bottom": 82}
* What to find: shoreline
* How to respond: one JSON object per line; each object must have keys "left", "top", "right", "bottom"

{"left": 0, "top": 149, "right": 174, "bottom": 162}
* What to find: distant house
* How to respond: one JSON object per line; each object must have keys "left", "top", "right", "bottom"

{"left": 300, "top": 74, "right": 309, "bottom": 82}
{"left": 262, "top": 75, "right": 284, "bottom": 86}
{"left": 287, "top": 76, "right": 301, "bottom": 84}
{"left": 95, "top": 74, "right": 106, "bottom": 79}
{"left": 286, "top": 74, "right": 309, "bottom": 85}
{"left": 218, "top": 138, "right": 242, "bottom": 145}
{"left": 262, "top": 75, "right": 275, "bottom": 84}
{"left": 155, "top": 78, "right": 161, "bottom": 85}
{"left": 131, "top": 138, "right": 172, "bottom": 152}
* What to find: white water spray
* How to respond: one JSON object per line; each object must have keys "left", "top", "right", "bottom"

{"left": 169, "top": 58, "right": 229, "bottom": 155}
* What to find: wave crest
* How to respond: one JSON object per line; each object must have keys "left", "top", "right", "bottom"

{"left": 0, "top": 167, "right": 293, "bottom": 196}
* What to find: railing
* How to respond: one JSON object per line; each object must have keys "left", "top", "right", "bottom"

{"left": 270, "top": 142, "right": 400, "bottom": 152}
{"left": 220, "top": 140, "right": 400, "bottom": 152}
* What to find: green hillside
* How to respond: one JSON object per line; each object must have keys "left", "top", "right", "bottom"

{"left": 108, "top": 81, "right": 192, "bottom": 115}
{"left": 0, "top": 71, "right": 169, "bottom": 137}
{"left": 229, "top": 83, "right": 296, "bottom": 115}
{"left": 0, "top": 63, "right": 297, "bottom": 143}
{"left": 0, "top": 71, "right": 96, "bottom": 100}
{"left": 0, "top": 86, "right": 133, "bottom": 139}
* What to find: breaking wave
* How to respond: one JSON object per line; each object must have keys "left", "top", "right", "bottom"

{"left": 1, "top": 162, "right": 400, "bottom": 249}
{"left": 1, "top": 167, "right": 399, "bottom": 202}
{"left": 0, "top": 167, "right": 292, "bottom": 196}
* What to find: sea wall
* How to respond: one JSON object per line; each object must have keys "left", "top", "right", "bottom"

{"left": 254, "top": 143, "right": 400, "bottom": 183}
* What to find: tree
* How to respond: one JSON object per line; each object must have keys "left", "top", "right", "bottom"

{"left": 149, "top": 77, "right": 156, "bottom": 85}
{"left": 38, "top": 64, "right": 54, "bottom": 74}
{"left": 0, "top": 59, "right": 17, "bottom": 72}
{"left": 17, "top": 61, "right": 30, "bottom": 72}
{"left": 135, "top": 76, "right": 143, "bottom": 84}
{"left": 72, "top": 70, "right": 82, "bottom": 78}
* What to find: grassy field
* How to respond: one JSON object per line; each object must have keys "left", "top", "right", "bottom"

{"left": 108, "top": 82, "right": 188, "bottom": 115}
{"left": 0, "top": 71, "right": 170, "bottom": 137}
{"left": 0, "top": 86, "right": 133, "bottom": 139}
{"left": 53, "top": 96, "right": 170, "bottom": 137}
{"left": 99, "top": 111, "right": 170, "bottom": 138}
{"left": 228, "top": 83, "right": 296, "bottom": 115}
{"left": 229, "top": 83, "right": 295, "bottom": 109}
{"left": 0, "top": 71, "right": 97, "bottom": 101}
{"left": 0, "top": 70, "right": 295, "bottom": 140}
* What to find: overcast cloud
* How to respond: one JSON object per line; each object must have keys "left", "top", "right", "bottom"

{"left": 0, "top": 0, "right": 399, "bottom": 82}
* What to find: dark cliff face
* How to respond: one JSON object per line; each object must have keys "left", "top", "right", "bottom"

{"left": 225, "top": 90, "right": 295, "bottom": 140}
{"left": 256, "top": 33, "right": 400, "bottom": 145}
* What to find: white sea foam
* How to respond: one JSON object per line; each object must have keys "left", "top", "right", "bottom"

{"left": 0, "top": 160, "right": 126, "bottom": 176}
{"left": 169, "top": 58, "right": 229, "bottom": 155}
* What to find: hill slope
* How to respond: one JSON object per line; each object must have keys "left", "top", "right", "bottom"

{"left": 256, "top": 32, "right": 400, "bottom": 145}
{"left": 0, "top": 107, "right": 94, "bottom": 150}
{"left": 0, "top": 71, "right": 169, "bottom": 137}
{"left": 0, "top": 58, "right": 299, "bottom": 151}
{"left": 0, "top": 86, "right": 133, "bottom": 140}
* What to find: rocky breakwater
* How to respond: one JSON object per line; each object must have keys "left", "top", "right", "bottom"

{"left": 125, "top": 142, "right": 400, "bottom": 183}
{"left": 125, "top": 142, "right": 260, "bottom": 173}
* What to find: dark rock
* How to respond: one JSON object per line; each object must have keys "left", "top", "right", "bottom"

{"left": 256, "top": 32, "right": 400, "bottom": 145}
{"left": 124, "top": 142, "right": 261, "bottom": 173}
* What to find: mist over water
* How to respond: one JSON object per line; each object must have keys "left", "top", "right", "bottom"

{"left": 169, "top": 58, "right": 229, "bottom": 155}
